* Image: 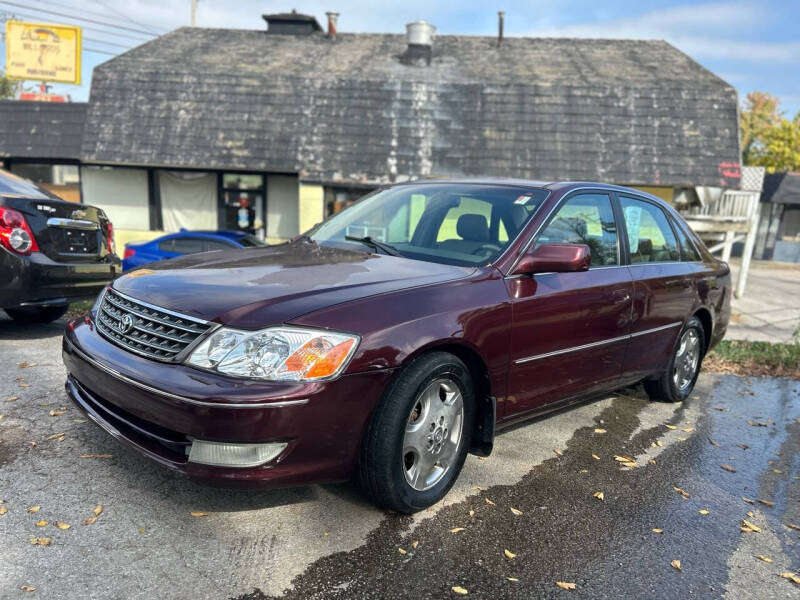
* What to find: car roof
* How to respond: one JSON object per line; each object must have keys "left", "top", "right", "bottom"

{"left": 391, "top": 178, "right": 671, "bottom": 208}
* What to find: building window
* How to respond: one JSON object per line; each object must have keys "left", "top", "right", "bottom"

{"left": 324, "top": 185, "right": 374, "bottom": 218}
{"left": 9, "top": 161, "right": 80, "bottom": 202}
{"left": 221, "top": 174, "right": 265, "bottom": 238}
{"left": 158, "top": 171, "right": 217, "bottom": 232}
{"left": 81, "top": 166, "right": 150, "bottom": 230}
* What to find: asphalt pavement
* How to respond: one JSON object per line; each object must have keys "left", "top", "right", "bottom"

{"left": 0, "top": 314, "right": 798, "bottom": 599}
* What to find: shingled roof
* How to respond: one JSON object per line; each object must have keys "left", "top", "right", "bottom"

{"left": 0, "top": 100, "right": 86, "bottom": 160}
{"left": 82, "top": 27, "right": 741, "bottom": 187}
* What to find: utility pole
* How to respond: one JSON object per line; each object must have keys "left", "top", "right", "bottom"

{"left": 190, "top": 0, "right": 197, "bottom": 26}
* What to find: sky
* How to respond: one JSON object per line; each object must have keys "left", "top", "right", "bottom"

{"left": 1, "top": 0, "right": 799, "bottom": 116}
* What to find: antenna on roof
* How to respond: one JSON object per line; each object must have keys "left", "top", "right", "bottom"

{"left": 497, "top": 11, "right": 505, "bottom": 47}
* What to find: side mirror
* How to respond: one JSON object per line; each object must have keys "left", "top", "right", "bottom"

{"left": 512, "top": 243, "right": 591, "bottom": 276}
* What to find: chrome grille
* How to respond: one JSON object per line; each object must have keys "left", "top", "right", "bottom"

{"left": 96, "top": 288, "right": 213, "bottom": 362}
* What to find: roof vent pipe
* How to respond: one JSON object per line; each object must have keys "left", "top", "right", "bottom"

{"left": 326, "top": 11, "right": 339, "bottom": 38}
{"left": 406, "top": 21, "right": 436, "bottom": 46}
{"left": 497, "top": 11, "right": 505, "bottom": 47}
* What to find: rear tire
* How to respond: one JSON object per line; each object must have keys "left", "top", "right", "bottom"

{"left": 357, "top": 352, "right": 475, "bottom": 513}
{"left": 4, "top": 305, "right": 69, "bottom": 324}
{"left": 644, "top": 316, "right": 705, "bottom": 403}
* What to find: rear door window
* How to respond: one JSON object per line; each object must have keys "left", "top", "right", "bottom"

{"left": 535, "top": 193, "right": 619, "bottom": 267}
{"left": 170, "top": 237, "right": 206, "bottom": 254}
{"left": 204, "top": 239, "right": 236, "bottom": 251}
{"left": 620, "top": 197, "right": 679, "bottom": 263}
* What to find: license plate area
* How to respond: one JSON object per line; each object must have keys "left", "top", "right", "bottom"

{"left": 54, "top": 228, "right": 99, "bottom": 255}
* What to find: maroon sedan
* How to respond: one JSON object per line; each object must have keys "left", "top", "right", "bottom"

{"left": 62, "top": 180, "right": 730, "bottom": 513}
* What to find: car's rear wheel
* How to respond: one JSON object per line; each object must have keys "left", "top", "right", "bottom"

{"left": 644, "top": 316, "right": 705, "bottom": 402}
{"left": 4, "top": 305, "right": 69, "bottom": 324}
{"left": 357, "top": 352, "right": 474, "bottom": 513}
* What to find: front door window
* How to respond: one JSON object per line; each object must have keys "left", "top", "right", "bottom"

{"left": 222, "top": 174, "right": 265, "bottom": 239}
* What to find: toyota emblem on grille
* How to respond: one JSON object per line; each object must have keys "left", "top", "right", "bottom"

{"left": 118, "top": 314, "right": 135, "bottom": 334}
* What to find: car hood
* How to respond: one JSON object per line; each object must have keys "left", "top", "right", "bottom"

{"left": 112, "top": 241, "right": 475, "bottom": 328}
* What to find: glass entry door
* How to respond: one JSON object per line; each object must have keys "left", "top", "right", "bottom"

{"left": 221, "top": 174, "right": 265, "bottom": 240}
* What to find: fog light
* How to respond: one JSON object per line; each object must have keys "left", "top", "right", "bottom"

{"left": 188, "top": 440, "right": 287, "bottom": 468}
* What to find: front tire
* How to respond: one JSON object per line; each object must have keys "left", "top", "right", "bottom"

{"left": 644, "top": 316, "right": 705, "bottom": 402}
{"left": 4, "top": 305, "right": 69, "bottom": 323}
{"left": 357, "top": 352, "right": 475, "bottom": 513}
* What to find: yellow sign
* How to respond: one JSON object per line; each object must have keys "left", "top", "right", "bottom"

{"left": 5, "top": 21, "right": 82, "bottom": 85}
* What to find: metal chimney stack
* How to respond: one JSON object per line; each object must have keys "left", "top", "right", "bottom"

{"left": 497, "top": 11, "right": 505, "bottom": 47}
{"left": 326, "top": 11, "right": 339, "bottom": 38}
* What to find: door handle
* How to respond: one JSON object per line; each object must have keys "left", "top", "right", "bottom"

{"left": 612, "top": 290, "right": 631, "bottom": 304}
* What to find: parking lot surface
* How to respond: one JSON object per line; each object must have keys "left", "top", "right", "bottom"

{"left": 1, "top": 314, "right": 798, "bottom": 599}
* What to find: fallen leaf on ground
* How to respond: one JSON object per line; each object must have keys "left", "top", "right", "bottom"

{"left": 673, "top": 487, "right": 690, "bottom": 499}
{"left": 397, "top": 548, "right": 407, "bottom": 555}
{"left": 27, "top": 506, "right": 40, "bottom": 514}
{"left": 507, "top": 577, "right": 519, "bottom": 582}
{"left": 785, "top": 523, "right": 800, "bottom": 531}
{"left": 683, "top": 428, "right": 694, "bottom": 433}
{"left": 758, "top": 499, "right": 775, "bottom": 507}
{"left": 671, "top": 559, "right": 682, "bottom": 572}
{"left": 709, "top": 439, "right": 719, "bottom": 446}
{"left": 451, "top": 586, "right": 468, "bottom": 595}
{"left": 556, "top": 582, "right": 576, "bottom": 590}
{"left": 55, "top": 521, "right": 70, "bottom": 530}
{"left": 665, "top": 425, "right": 677, "bottom": 430}
{"left": 93, "top": 505, "right": 103, "bottom": 516}
{"left": 484, "top": 498, "right": 495, "bottom": 506}
{"left": 20, "top": 585, "right": 36, "bottom": 592}
{"left": 554, "top": 449, "right": 563, "bottom": 456}
{"left": 738, "top": 444, "right": 750, "bottom": 450}
{"left": 82, "top": 517, "right": 97, "bottom": 526}
{"left": 47, "top": 432, "right": 66, "bottom": 441}
{"left": 412, "top": 541, "right": 419, "bottom": 549}
{"left": 5, "top": 396, "right": 18, "bottom": 402}
{"left": 773, "top": 469, "right": 783, "bottom": 474}
{"left": 35, "top": 520, "right": 47, "bottom": 527}
{"left": 741, "top": 519, "right": 761, "bottom": 533}
{"left": 593, "top": 491, "right": 604, "bottom": 501}
{"left": 0, "top": 506, "right": 6, "bottom": 516}
{"left": 504, "top": 549, "right": 516, "bottom": 559}
{"left": 19, "top": 362, "right": 38, "bottom": 368}
{"left": 621, "top": 461, "right": 637, "bottom": 468}
{"left": 747, "top": 511, "right": 755, "bottom": 518}
{"left": 79, "top": 454, "right": 112, "bottom": 459}
{"left": 742, "top": 497, "right": 754, "bottom": 504}
{"left": 190, "top": 511, "right": 208, "bottom": 517}
{"left": 450, "top": 527, "right": 465, "bottom": 533}
{"left": 652, "top": 528, "right": 664, "bottom": 534}
{"left": 594, "top": 428, "right": 606, "bottom": 434}
{"left": 614, "top": 455, "right": 634, "bottom": 462}
{"left": 510, "top": 507, "right": 523, "bottom": 516}
{"left": 721, "top": 464, "right": 736, "bottom": 472}
{"left": 48, "top": 409, "right": 65, "bottom": 416}
{"left": 699, "top": 510, "right": 710, "bottom": 515}
{"left": 591, "top": 454, "right": 600, "bottom": 460}
{"left": 780, "top": 572, "right": 800, "bottom": 584}
{"left": 19, "top": 383, "right": 31, "bottom": 388}
{"left": 29, "top": 537, "right": 51, "bottom": 546}
{"left": 756, "top": 555, "right": 773, "bottom": 563}
{"left": 468, "top": 510, "right": 475, "bottom": 517}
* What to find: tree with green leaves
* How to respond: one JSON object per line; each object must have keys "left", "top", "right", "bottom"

{"left": 0, "top": 70, "right": 16, "bottom": 99}
{"left": 740, "top": 91, "right": 800, "bottom": 172}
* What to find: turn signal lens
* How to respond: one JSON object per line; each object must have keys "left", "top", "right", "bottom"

{"left": 187, "top": 326, "right": 359, "bottom": 381}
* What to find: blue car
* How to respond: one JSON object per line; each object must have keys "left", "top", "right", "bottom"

{"left": 122, "top": 230, "right": 265, "bottom": 272}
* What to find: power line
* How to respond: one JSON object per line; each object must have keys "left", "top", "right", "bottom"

{"left": 84, "top": 36, "right": 132, "bottom": 49}
{"left": 0, "top": 0, "right": 160, "bottom": 36}
{"left": 3, "top": 6, "right": 157, "bottom": 42}
{"left": 84, "top": 46, "right": 117, "bottom": 56}
{"left": 86, "top": 0, "right": 167, "bottom": 35}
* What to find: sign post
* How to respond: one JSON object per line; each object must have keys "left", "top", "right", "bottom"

{"left": 5, "top": 21, "right": 82, "bottom": 85}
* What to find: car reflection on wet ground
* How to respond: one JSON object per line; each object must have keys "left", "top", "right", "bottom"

{"left": 0, "top": 316, "right": 798, "bottom": 599}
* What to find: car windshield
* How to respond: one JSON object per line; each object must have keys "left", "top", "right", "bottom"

{"left": 310, "top": 183, "right": 549, "bottom": 266}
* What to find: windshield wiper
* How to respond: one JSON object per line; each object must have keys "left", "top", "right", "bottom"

{"left": 344, "top": 235, "right": 402, "bottom": 257}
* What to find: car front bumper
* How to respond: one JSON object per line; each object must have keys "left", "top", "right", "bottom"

{"left": 0, "top": 247, "right": 119, "bottom": 308}
{"left": 62, "top": 317, "right": 394, "bottom": 488}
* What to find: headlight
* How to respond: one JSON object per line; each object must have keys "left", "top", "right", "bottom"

{"left": 186, "top": 326, "right": 359, "bottom": 381}
{"left": 91, "top": 287, "right": 108, "bottom": 320}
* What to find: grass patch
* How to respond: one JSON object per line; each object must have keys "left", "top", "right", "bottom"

{"left": 704, "top": 340, "right": 800, "bottom": 379}
{"left": 65, "top": 300, "right": 93, "bottom": 321}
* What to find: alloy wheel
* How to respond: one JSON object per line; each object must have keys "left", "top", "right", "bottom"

{"left": 673, "top": 329, "right": 700, "bottom": 393}
{"left": 402, "top": 377, "right": 464, "bottom": 491}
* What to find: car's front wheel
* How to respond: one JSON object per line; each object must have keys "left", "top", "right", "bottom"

{"left": 644, "top": 316, "right": 705, "bottom": 402}
{"left": 4, "top": 304, "right": 69, "bottom": 324}
{"left": 357, "top": 352, "right": 475, "bottom": 513}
